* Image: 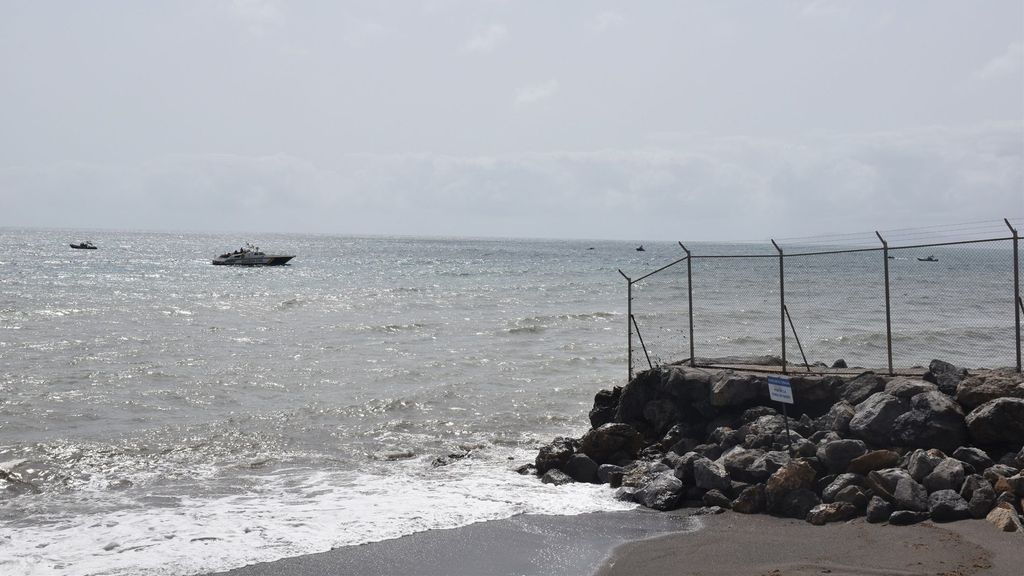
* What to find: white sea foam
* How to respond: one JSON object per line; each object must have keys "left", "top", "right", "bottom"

{"left": 0, "top": 450, "right": 634, "bottom": 576}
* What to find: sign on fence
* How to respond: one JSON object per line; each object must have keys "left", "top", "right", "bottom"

{"left": 767, "top": 375, "right": 794, "bottom": 404}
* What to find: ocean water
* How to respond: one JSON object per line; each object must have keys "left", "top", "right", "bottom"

{"left": 0, "top": 228, "right": 1019, "bottom": 575}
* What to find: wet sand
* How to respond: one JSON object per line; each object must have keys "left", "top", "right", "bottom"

{"left": 211, "top": 509, "right": 698, "bottom": 576}
{"left": 597, "top": 513, "right": 1024, "bottom": 576}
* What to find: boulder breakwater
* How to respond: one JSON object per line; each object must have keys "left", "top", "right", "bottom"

{"left": 529, "top": 359, "right": 1024, "bottom": 531}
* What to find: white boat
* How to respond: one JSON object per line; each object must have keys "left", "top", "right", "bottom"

{"left": 212, "top": 243, "right": 294, "bottom": 266}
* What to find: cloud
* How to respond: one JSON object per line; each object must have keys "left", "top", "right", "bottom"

{"left": 229, "top": 0, "right": 282, "bottom": 36}
{"left": 514, "top": 80, "right": 558, "bottom": 107}
{"left": 2, "top": 125, "right": 1020, "bottom": 240}
{"left": 464, "top": 24, "right": 508, "bottom": 53}
{"left": 976, "top": 41, "right": 1024, "bottom": 81}
{"left": 586, "top": 11, "right": 624, "bottom": 34}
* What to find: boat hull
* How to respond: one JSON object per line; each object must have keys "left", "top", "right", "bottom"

{"left": 211, "top": 255, "right": 294, "bottom": 266}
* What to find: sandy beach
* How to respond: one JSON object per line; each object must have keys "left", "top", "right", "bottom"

{"left": 598, "top": 512, "right": 1023, "bottom": 576}
{"left": 209, "top": 509, "right": 1023, "bottom": 576}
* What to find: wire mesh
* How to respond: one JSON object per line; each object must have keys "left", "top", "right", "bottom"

{"left": 621, "top": 218, "right": 1023, "bottom": 377}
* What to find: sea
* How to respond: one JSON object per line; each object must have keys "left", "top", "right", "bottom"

{"left": 0, "top": 228, "right": 1019, "bottom": 576}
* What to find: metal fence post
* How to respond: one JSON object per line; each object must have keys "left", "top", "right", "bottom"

{"left": 679, "top": 242, "right": 695, "bottom": 367}
{"left": 876, "top": 232, "right": 894, "bottom": 376}
{"left": 771, "top": 240, "right": 786, "bottom": 374}
{"left": 1006, "top": 219, "right": 1021, "bottom": 373}
{"left": 619, "top": 269, "right": 633, "bottom": 382}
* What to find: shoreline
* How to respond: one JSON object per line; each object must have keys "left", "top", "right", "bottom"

{"left": 209, "top": 509, "right": 697, "bottom": 576}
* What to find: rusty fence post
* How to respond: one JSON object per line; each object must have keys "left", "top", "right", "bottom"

{"left": 876, "top": 232, "right": 894, "bottom": 376}
{"left": 619, "top": 269, "right": 633, "bottom": 382}
{"left": 771, "top": 240, "right": 786, "bottom": 374}
{"left": 1006, "top": 219, "right": 1021, "bottom": 373}
{"left": 679, "top": 242, "right": 694, "bottom": 367}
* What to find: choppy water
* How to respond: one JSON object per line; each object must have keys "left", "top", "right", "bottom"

{"left": 0, "top": 228, "right": 1019, "bottom": 575}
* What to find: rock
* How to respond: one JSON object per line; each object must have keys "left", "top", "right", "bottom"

{"left": 834, "top": 485, "right": 869, "bottom": 512}
{"left": 766, "top": 460, "right": 818, "bottom": 516}
{"left": 986, "top": 505, "right": 1020, "bottom": 532}
{"left": 952, "top": 447, "right": 994, "bottom": 472}
{"left": 772, "top": 489, "right": 821, "bottom": 519}
{"left": 536, "top": 437, "right": 576, "bottom": 475}
{"left": 816, "top": 400, "right": 855, "bottom": 435}
{"left": 708, "top": 426, "right": 743, "bottom": 449}
{"left": 866, "top": 496, "right": 893, "bottom": 523}
{"left": 839, "top": 372, "right": 886, "bottom": 406}
{"left": 597, "top": 464, "right": 625, "bottom": 487}
{"left": 541, "top": 469, "right": 573, "bottom": 485}
{"left": 621, "top": 461, "right": 671, "bottom": 488}
{"left": 1016, "top": 446, "right": 1024, "bottom": 469}
{"left": 690, "top": 505, "right": 727, "bottom": 516}
{"left": 893, "top": 477, "right": 929, "bottom": 512}
{"left": 885, "top": 376, "right": 939, "bottom": 399}
{"left": 710, "top": 372, "right": 762, "bottom": 407}
{"left": 993, "top": 474, "right": 1024, "bottom": 498}
{"left": 742, "top": 406, "right": 777, "bottom": 422}
{"left": 643, "top": 399, "right": 682, "bottom": 437}
{"left": 928, "top": 489, "right": 971, "bottom": 522}
{"left": 703, "top": 488, "right": 732, "bottom": 509}
{"left": 806, "top": 502, "right": 857, "bottom": 525}
{"left": 956, "top": 370, "right": 1024, "bottom": 412}
{"left": 923, "top": 458, "right": 966, "bottom": 493}
{"left": 731, "top": 484, "right": 766, "bottom": 514}
{"left": 983, "top": 464, "right": 1019, "bottom": 485}
{"left": 579, "top": 423, "right": 645, "bottom": 464}
{"left": 721, "top": 447, "right": 768, "bottom": 483}
{"left": 635, "top": 472, "right": 684, "bottom": 511}
{"left": 516, "top": 463, "right": 536, "bottom": 475}
{"left": 751, "top": 451, "right": 791, "bottom": 481}
{"left": 822, "top": 473, "right": 865, "bottom": 503}
{"left": 693, "top": 457, "right": 732, "bottom": 492}
{"left": 965, "top": 398, "right": 1024, "bottom": 447}
{"left": 866, "top": 468, "right": 914, "bottom": 503}
{"left": 614, "top": 487, "right": 637, "bottom": 502}
{"left": 906, "top": 449, "right": 945, "bottom": 482}
{"left": 562, "top": 453, "right": 599, "bottom": 483}
{"left": 889, "top": 510, "right": 930, "bottom": 525}
{"left": 816, "top": 439, "right": 868, "bottom": 474}
{"left": 847, "top": 450, "right": 901, "bottom": 476}
{"left": 672, "top": 452, "right": 701, "bottom": 484}
{"left": 589, "top": 387, "right": 621, "bottom": 429}
{"left": 965, "top": 480, "right": 996, "bottom": 519}
{"left": 923, "top": 359, "right": 968, "bottom": 395}
{"left": 668, "top": 437, "right": 701, "bottom": 456}
{"left": 832, "top": 359, "right": 848, "bottom": 369}
{"left": 891, "top": 391, "right": 967, "bottom": 454}
{"left": 849, "top": 393, "right": 908, "bottom": 446}
{"left": 693, "top": 443, "right": 724, "bottom": 461}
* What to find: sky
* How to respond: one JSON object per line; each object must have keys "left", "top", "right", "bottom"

{"left": 1, "top": 0, "right": 1022, "bottom": 241}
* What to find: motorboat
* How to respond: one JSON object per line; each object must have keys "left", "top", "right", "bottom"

{"left": 917, "top": 255, "right": 937, "bottom": 262}
{"left": 212, "top": 243, "right": 294, "bottom": 266}
{"left": 636, "top": 245, "right": 645, "bottom": 252}
{"left": 70, "top": 241, "right": 97, "bottom": 250}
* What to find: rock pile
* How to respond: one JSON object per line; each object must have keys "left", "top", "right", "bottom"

{"left": 531, "top": 359, "right": 1024, "bottom": 531}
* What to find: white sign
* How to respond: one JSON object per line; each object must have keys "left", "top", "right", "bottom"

{"left": 767, "top": 376, "right": 794, "bottom": 404}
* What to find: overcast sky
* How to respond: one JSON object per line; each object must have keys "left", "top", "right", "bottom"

{"left": 1, "top": 1, "right": 1022, "bottom": 241}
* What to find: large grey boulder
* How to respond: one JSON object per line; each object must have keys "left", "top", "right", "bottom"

{"left": 822, "top": 473, "right": 865, "bottom": 503}
{"left": 922, "top": 458, "right": 966, "bottom": 493}
{"left": 766, "top": 460, "right": 818, "bottom": 517}
{"left": 816, "top": 400, "right": 855, "bottom": 435}
{"left": 536, "top": 437, "right": 577, "bottom": 475}
{"left": 635, "top": 471, "right": 684, "bottom": 511}
{"left": 849, "top": 393, "right": 908, "bottom": 446}
{"left": 928, "top": 489, "right": 971, "bottom": 522}
{"left": 885, "top": 376, "right": 938, "bottom": 399}
{"left": 693, "top": 457, "right": 732, "bottom": 492}
{"left": 955, "top": 369, "right": 1024, "bottom": 412}
{"left": 806, "top": 502, "right": 857, "bottom": 525}
{"left": 589, "top": 387, "right": 621, "bottom": 429}
{"left": 893, "top": 477, "right": 929, "bottom": 512}
{"left": 839, "top": 372, "right": 886, "bottom": 405}
{"left": 952, "top": 447, "right": 994, "bottom": 472}
{"left": 579, "top": 423, "right": 645, "bottom": 464}
{"left": 541, "top": 469, "right": 573, "bottom": 485}
{"left": 731, "top": 484, "right": 766, "bottom": 514}
{"left": 924, "top": 359, "right": 968, "bottom": 395}
{"left": 891, "top": 391, "right": 966, "bottom": 454}
{"left": 960, "top": 475, "right": 996, "bottom": 519}
{"left": 710, "top": 372, "right": 762, "bottom": 407}
{"left": 866, "top": 467, "right": 914, "bottom": 503}
{"left": 906, "top": 449, "right": 945, "bottom": 482}
{"left": 847, "top": 449, "right": 901, "bottom": 476}
{"left": 816, "top": 439, "right": 868, "bottom": 474}
{"left": 866, "top": 496, "right": 893, "bottom": 523}
{"left": 562, "top": 453, "right": 599, "bottom": 484}
{"left": 965, "top": 398, "right": 1024, "bottom": 447}
{"left": 721, "top": 447, "right": 768, "bottom": 483}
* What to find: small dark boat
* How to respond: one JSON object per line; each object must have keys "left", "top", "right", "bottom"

{"left": 636, "top": 245, "right": 645, "bottom": 252}
{"left": 917, "top": 255, "right": 937, "bottom": 262}
{"left": 70, "top": 241, "right": 97, "bottom": 250}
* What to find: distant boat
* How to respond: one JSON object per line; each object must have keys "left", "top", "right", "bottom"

{"left": 70, "top": 241, "right": 97, "bottom": 250}
{"left": 636, "top": 245, "right": 645, "bottom": 252}
{"left": 917, "top": 255, "right": 937, "bottom": 262}
{"left": 212, "top": 243, "right": 294, "bottom": 266}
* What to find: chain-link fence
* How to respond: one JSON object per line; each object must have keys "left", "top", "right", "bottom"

{"left": 622, "top": 219, "right": 1023, "bottom": 381}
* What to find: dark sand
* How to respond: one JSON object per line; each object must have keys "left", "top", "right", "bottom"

{"left": 210, "top": 510, "right": 1023, "bottom": 576}
{"left": 597, "top": 513, "right": 1024, "bottom": 576}
{"left": 212, "top": 509, "right": 697, "bottom": 576}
